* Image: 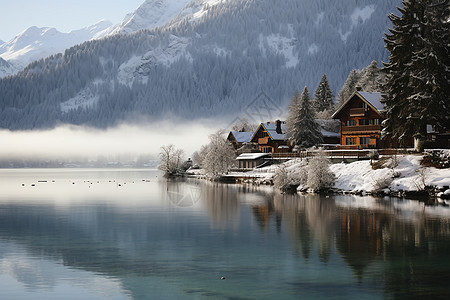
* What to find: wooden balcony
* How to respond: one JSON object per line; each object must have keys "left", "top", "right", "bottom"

{"left": 341, "top": 125, "right": 381, "bottom": 134}
{"left": 349, "top": 107, "right": 368, "bottom": 117}
{"left": 258, "top": 137, "right": 270, "bottom": 144}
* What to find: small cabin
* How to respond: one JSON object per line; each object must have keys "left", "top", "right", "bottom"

{"left": 236, "top": 153, "right": 270, "bottom": 170}
{"left": 332, "top": 91, "right": 385, "bottom": 149}
{"left": 250, "top": 120, "right": 291, "bottom": 153}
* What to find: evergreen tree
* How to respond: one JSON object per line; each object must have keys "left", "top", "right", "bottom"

{"left": 286, "top": 89, "right": 301, "bottom": 132}
{"left": 356, "top": 60, "right": 386, "bottom": 92}
{"left": 382, "top": 0, "right": 450, "bottom": 149}
{"left": 314, "top": 74, "right": 334, "bottom": 112}
{"left": 337, "top": 69, "right": 361, "bottom": 108}
{"left": 288, "top": 87, "right": 323, "bottom": 149}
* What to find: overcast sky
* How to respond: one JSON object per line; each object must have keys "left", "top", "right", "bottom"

{"left": 0, "top": 0, "right": 144, "bottom": 42}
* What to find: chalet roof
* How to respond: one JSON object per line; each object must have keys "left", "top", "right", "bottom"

{"left": 236, "top": 153, "right": 270, "bottom": 160}
{"left": 229, "top": 131, "right": 254, "bottom": 143}
{"left": 331, "top": 91, "right": 384, "bottom": 119}
{"left": 263, "top": 122, "right": 286, "bottom": 140}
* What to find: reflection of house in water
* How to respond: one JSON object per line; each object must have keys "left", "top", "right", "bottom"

{"left": 251, "top": 201, "right": 282, "bottom": 233}
{"left": 334, "top": 208, "right": 390, "bottom": 279}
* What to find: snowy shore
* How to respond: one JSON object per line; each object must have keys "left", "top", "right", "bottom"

{"left": 189, "top": 153, "right": 450, "bottom": 201}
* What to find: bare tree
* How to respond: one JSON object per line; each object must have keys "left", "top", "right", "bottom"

{"left": 158, "top": 144, "right": 184, "bottom": 177}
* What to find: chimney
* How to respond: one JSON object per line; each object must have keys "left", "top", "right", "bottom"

{"left": 275, "top": 120, "right": 282, "bottom": 134}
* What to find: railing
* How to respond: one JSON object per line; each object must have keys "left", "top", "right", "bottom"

{"left": 341, "top": 125, "right": 381, "bottom": 134}
{"left": 349, "top": 108, "right": 368, "bottom": 116}
{"left": 270, "top": 150, "right": 372, "bottom": 160}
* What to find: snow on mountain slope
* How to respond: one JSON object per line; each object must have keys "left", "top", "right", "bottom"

{"left": 113, "top": 0, "right": 192, "bottom": 34}
{"left": 118, "top": 35, "right": 191, "bottom": 86}
{"left": 170, "top": 0, "right": 230, "bottom": 23}
{"left": 339, "top": 5, "right": 376, "bottom": 42}
{"left": 0, "top": 57, "right": 18, "bottom": 77}
{"left": 0, "top": 20, "right": 113, "bottom": 72}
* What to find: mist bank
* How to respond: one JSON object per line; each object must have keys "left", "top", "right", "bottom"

{"left": 0, "top": 120, "right": 218, "bottom": 167}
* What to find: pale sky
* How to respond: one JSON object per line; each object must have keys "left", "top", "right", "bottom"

{"left": 0, "top": 0, "right": 145, "bottom": 42}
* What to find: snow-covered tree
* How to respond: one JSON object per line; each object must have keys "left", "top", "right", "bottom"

{"left": 306, "top": 151, "right": 335, "bottom": 191}
{"left": 273, "top": 165, "right": 292, "bottom": 192}
{"left": 158, "top": 144, "right": 184, "bottom": 177}
{"left": 203, "top": 131, "right": 235, "bottom": 179}
{"left": 192, "top": 144, "right": 209, "bottom": 168}
{"left": 287, "top": 87, "right": 323, "bottom": 149}
{"left": 231, "top": 117, "right": 258, "bottom": 132}
{"left": 382, "top": 0, "right": 450, "bottom": 150}
{"left": 356, "top": 60, "right": 386, "bottom": 92}
{"left": 314, "top": 74, "right": 334, "bottom": 114}
{"left": 337, "top": 69, "right": 361, "bottom": 108}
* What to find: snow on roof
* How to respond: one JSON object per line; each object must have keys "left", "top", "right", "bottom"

{"left": 236, "top": 153, "right": 270, "bottom": 160}
{"left": 262, "top": 122, "right": 287, "bottom": 140}
{"left": 230, "top": 131, "right": 254, "bottom": 143}
{"left": 332, "top": 91, "right": 384, "bottom": 119}
{"left": 321, "top": 129, "right": 340, "bottom": 138}
{"left": 358, "top": 92, "right": 384, "bottom": 111}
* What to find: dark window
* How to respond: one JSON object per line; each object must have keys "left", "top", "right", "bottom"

{"left": 360, "top": 137, "right": 370, "bottom": 145}
{"left": 373, "top": 118, "right": 380, "bottom": 125}
{"left": 346, "top": 137, "right": 357, "bottom": 145}
{"left": 359, "top": 119, "right": 369, "bottom": 125}
{"left": 346, "top": 120, "right": 357, "bottom": 126}
{"left": 360, "top": 102, "right": 368, "bottom": 108}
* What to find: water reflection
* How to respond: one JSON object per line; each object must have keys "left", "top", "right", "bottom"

{"left": 0, "top": 170, "right": 450, "bottom": 299}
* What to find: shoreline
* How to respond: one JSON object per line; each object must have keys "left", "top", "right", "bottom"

{"left": 187, "top": 153, "right": 450, "bottom": 204}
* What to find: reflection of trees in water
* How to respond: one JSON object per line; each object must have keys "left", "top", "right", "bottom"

{"left": 382, "top": 215, "right": 450, "bottom": 299}
{"left": 270, "top": 191, "right": 450, "bottom": 298}
{"left": 273, "top": 193, "right": 337, "bottom": 263}
{"left": 202, "top": 182, "right": 239, "bottom": 229}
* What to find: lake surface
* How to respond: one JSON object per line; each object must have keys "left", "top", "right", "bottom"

{"left": 0, "top": 169, "right": 449, "bottom": 300}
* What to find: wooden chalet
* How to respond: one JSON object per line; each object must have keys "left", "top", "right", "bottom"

{"left": 250, "top": 120, "right": 291, "bottom": 153}
{"left": 332, "top": 91, "right": 385, "bottom": 149}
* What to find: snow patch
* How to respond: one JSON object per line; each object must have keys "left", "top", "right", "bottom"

{"left": 315, "top": 12, "right": 325, "bottom": 27}
{"left": 263, "top": 34, "right": 299, "bottom": 68}
{"left": 60, "top": 89, "right": 99, "bottom": 113}
{"left": 339, "top": 5, "right": 376, "bottom": 42}
{"left": 308, "top": 44, "right": 319, "bottom": 55}
{"left": 113, "top": 0, "right": 191, "bottom": 34}
{"left": 351, "top": 5, "right": 376, "bottom": 27}
{"left": 118, "top": 35, "right": 191, "bottom": 86}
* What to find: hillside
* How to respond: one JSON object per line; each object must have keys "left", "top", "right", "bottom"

{"left": 0, "top": 0, "right": 401, "bottom": 130}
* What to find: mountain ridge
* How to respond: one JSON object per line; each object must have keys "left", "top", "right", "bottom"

{"left": 0, "top": 0, "right": 402, "bottom": 130}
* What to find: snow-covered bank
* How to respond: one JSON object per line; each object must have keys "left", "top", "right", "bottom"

{"left": 191, "top": 153, "right": 450, "bottom": 200}
{"left": 330, "top": 155, "right": 450, "bottom": 194}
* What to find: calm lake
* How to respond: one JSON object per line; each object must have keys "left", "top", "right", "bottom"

{"left": 0, "top": 169, "right": 449, "bottom": 300}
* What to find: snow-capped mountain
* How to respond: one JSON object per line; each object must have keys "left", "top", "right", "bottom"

{"left": 0, "top": 0, "right": 402, "bottom": 130}
{"left": 0, "top": 20, "right": 112, "bottom": 74}
{"left": 0, "top": 0, "right": 200, "bottom": 77}
{"left": 112, "top": 0, "right": 192, "bottom": 34}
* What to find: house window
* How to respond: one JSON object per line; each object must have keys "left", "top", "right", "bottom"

{"left": 373, "top": 118, "right": 380, "bottom": 125}
{"left": 346, "top": 120, "right": 357, "bottom": 126}
{"left": 359, "top": 119, "right": 369, "bottom": 125}
{"left": 360, "top": 102, "right": 368, "bottom": 109}
{"left": 360, "top": 137, "right": 370, "bottom": 145}
{"left": 346, "top": 137, "right": 357, "bottom": 145}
